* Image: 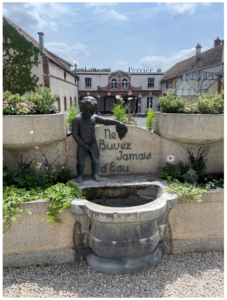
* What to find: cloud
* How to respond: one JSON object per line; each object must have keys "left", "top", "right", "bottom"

{"left": 158, "top": 2, "right": 211, "bottom": 18}
{"left": 140, "top": 48, "right": 197, "bottom": 72}
{"left": 85, "top": 2, "right": 128, "bottom": 22}
{"left": 3, "top": 2, "right": 76, "bottom": 31}
{"left": 45, "top": 42, "right": 90, "bottom": 66}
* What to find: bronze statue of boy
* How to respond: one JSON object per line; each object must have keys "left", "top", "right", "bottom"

{"left": 72, "top": 96, "right": 125, "bottom": 183}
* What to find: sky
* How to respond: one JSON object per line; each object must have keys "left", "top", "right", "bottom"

{"left": 3, "top": 1, "right": 224, "bottom": 72}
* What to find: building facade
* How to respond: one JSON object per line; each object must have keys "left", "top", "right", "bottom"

{"left": 77, "top": 69, "right": 164, "bottom": 114}
{"left": 3, "top": 16, "right": 79, "bottom": 113}
{"left": 161, "top": 38, "right": 224, "bottom": 99}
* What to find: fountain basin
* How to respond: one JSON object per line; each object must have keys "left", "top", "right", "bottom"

{"left": 70, "top": 181, "right": 178, "bottom": 274}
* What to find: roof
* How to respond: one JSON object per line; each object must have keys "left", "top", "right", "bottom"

{"left": 4, "top": 16, "right": 78, "bottom": 78}
{"left": 164, "top": 44, "right": 224, "bottom": 81}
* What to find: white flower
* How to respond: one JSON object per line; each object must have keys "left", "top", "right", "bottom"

{"left": 30, "top": 131, "right": 33, "bottom": 134}
{"left": 128, "top": 97, "right": 133, "bottom": 101}
{"left": 116, "top": 95, "right": 121, "bottom": 99}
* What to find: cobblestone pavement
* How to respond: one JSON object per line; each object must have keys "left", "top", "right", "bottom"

{"left": 3, "top": 252, "right": 224, "bottom": 298}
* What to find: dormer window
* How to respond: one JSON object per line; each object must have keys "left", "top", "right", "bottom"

{"left": 111, "top": 78, "right": 117, "bottom": 89}
{"left": 122, "top": 79, "right": 128, "bottom": 89}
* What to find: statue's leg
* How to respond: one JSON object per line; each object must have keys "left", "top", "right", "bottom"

{"left": 76, "top": 145, "right": 87, "bottom": 183}
{"left": 89, "top": 143, "right": 101, "bottom": 181}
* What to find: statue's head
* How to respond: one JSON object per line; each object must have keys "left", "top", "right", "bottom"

{"left": 80, "top": 96, "right": 97, "bottom": 117}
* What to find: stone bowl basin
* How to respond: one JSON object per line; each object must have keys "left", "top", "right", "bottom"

{"left": 70, "top": 182, "right": 178, "bottom": 274}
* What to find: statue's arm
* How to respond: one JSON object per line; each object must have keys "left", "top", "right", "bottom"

{"left": 95, "top": 115, "right": 123, "bottom": 126}
{"left": 72, "top": 118, "right": 89, "bottom": 149}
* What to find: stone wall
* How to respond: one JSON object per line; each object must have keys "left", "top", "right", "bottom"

{"left": 3, "top": 186, "right": 224, "bottom": 267}
{"left": 3, "top": 125, "right": 224, "bottom": 176}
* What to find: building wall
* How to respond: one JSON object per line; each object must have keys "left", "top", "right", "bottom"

{"left": 161, "top": 77, "right": 182, "bottom": 96}
{"left": 131, "top": 74, "right": 164, "bottom": 90}
{"left": 50, "top": 76, "right": 78, "bottom": 112}
{"left": 50, "top": 63, "right": 75, "bottom": 84}
{"left": 141, "top": 95, "right": 159, "bottom": 113}
{"left": 77, "top": 73, "right": 109, "bottom": 90}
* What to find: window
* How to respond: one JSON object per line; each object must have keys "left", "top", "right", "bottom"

{"left": 85, "top": 78, "right": 92, "bottom": 87}
{"left": 122, "top": 79, "right": 128, "bottom": 89}
{"left": 111, "top": 78, "right": 117, "bottom": 89}
{"left": 57, "top": 96, "right": 61, "bottom": 112}
{"left": 74, "top": 96, "right": 77, "bottom": 104}
{"left": 147, "top": 97, "right": 153, "bottom": 108}
{"left": 70, "top": 97, "right": 72, "bottom": 106}
{"left": 64, "top": 96, "right": 67, "bottom": 111}
{"left": 64, "top": 72, "right": 66, "bottom": 81}
{"left": 169, "top": 81, "right": 172, "bottom": 88}
{"left": 148, "top": 78, "right": 154, "bottom": 88}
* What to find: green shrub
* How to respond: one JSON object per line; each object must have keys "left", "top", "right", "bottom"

{"left": 158, "top": 89, "right": 186, "bottom": 113}
{"left": 7, "top": 148, "right": 72, "bottom": 189}
{"left": 66, "top": 103, "right": 79, "bottom": 131}
{"left": 145, "top": 108, "right": 155, "bottom": 131}
{"left": 157, "top": 162, "right": 182, "bottom": 181}
{"left": 3, "top": 182, "right": 83, "bottom": 235}
{"left": 187, "top": 147, "right": 207, "bottom": 179}
{"left": 197, "top": 91, "right": 224, "bottom": 114}
{"left": 26, "top": 86, "right": 58, "bottom": 114}
{"left": 111, "top": 103, "right": 128, "bottom": 124}
{"left": 182, "top": 168, "right": 198, "bottom": 184}
{"left": 166, "top": 179, "right": 206, "bottom": 204}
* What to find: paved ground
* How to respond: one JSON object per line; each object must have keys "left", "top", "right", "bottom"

{"left": 3, "top": 252, "right": 224, "bottom": 298}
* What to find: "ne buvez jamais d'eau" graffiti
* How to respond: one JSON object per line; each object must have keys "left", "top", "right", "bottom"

{"left": 99, "top": 129, "right": 151, "bottom": 173}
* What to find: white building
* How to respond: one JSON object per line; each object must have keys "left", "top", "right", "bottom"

{"left": 77, "top": 68, "right": 164, "bottom": 114}
{"left": 3, "top": 16, "right": 79, "bottom": 112}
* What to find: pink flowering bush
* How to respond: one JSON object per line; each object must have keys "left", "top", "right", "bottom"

{"left": 3, "top": 91, "right": 35, "bottom": 115}
{"left": 3, "top": 86, "right": 58, "bottom": 115}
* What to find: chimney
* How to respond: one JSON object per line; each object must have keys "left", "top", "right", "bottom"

{"left": 195, "top": 43, "right": 202, "bottom": 63}
{"left": 214, "top": 37, "right": 221, "bottom": 47}
{"left": 74, "top": 63, "right": 77, "bottom": 73}
{"left": 37, "top": 32, "right": 45, "bottom": 51}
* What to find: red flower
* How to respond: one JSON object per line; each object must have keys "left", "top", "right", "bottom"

{"left": 18, "top": 106, "right": 22, "bottom": 109}
{"left": 75, "top": 156, "right": 77, "bottom": 160}
{"left": 59, "top": 161, "right": 64, "bottom": 165}
{"left": 30, "top": 106, "right": 33, "bottom": 109}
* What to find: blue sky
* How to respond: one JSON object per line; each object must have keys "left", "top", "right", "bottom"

{"left": 3, "top": 1, "right": 224, "bottom": 72}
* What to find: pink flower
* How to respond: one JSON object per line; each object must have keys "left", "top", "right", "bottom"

{"left": 10, "top": 105, "right": 13, "bottom": 107}
{"left": 186, "top": 98, "right": 189, "bottom": 100}
{"left": 190, "top": 147, "right": 193, "bottom": 150}
{"left": 23, "top": 108, "right": 27, "bottom": 111}
{"left": 75, "top": 156, "right": 77, "bottom": 160}
{"left": 166, "top": 155, "right": 175, "bottom": 163}
{"left": 22, "top": 103, "right": 27, "bottom": 107}
{"left": 42, "top": 73, "right": 44, "bottom": 75}
{"left": 59, "top": 161, "right": 64, "bottom": 165}
{"left": 187, "top": 105, "right": 191, "bottom": 108}
{"left": 18, "top": 106, "right": 22, "bottom": 109}
{"left": 135, "top": 97, "right": 137, "bottom": 99}
{"left": 32, "top": 81, "right": 35, "bottom": 83}
{"left": 64, "top": 151, "right": 67, "bottom": 155}
{"left": 35, "top": 146, "right": 39, "bottom": 150}
{"left": 61, "top": 166, "right": 65, "bottom": 169}
{"left": 30, "top": 106, "right": 33, "bottom": 109}
{"left": 138, "top": 103, "right": 141, "bottom": 107}
{"left": 3, "top": 101, "right": 8, "bottom": 105}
